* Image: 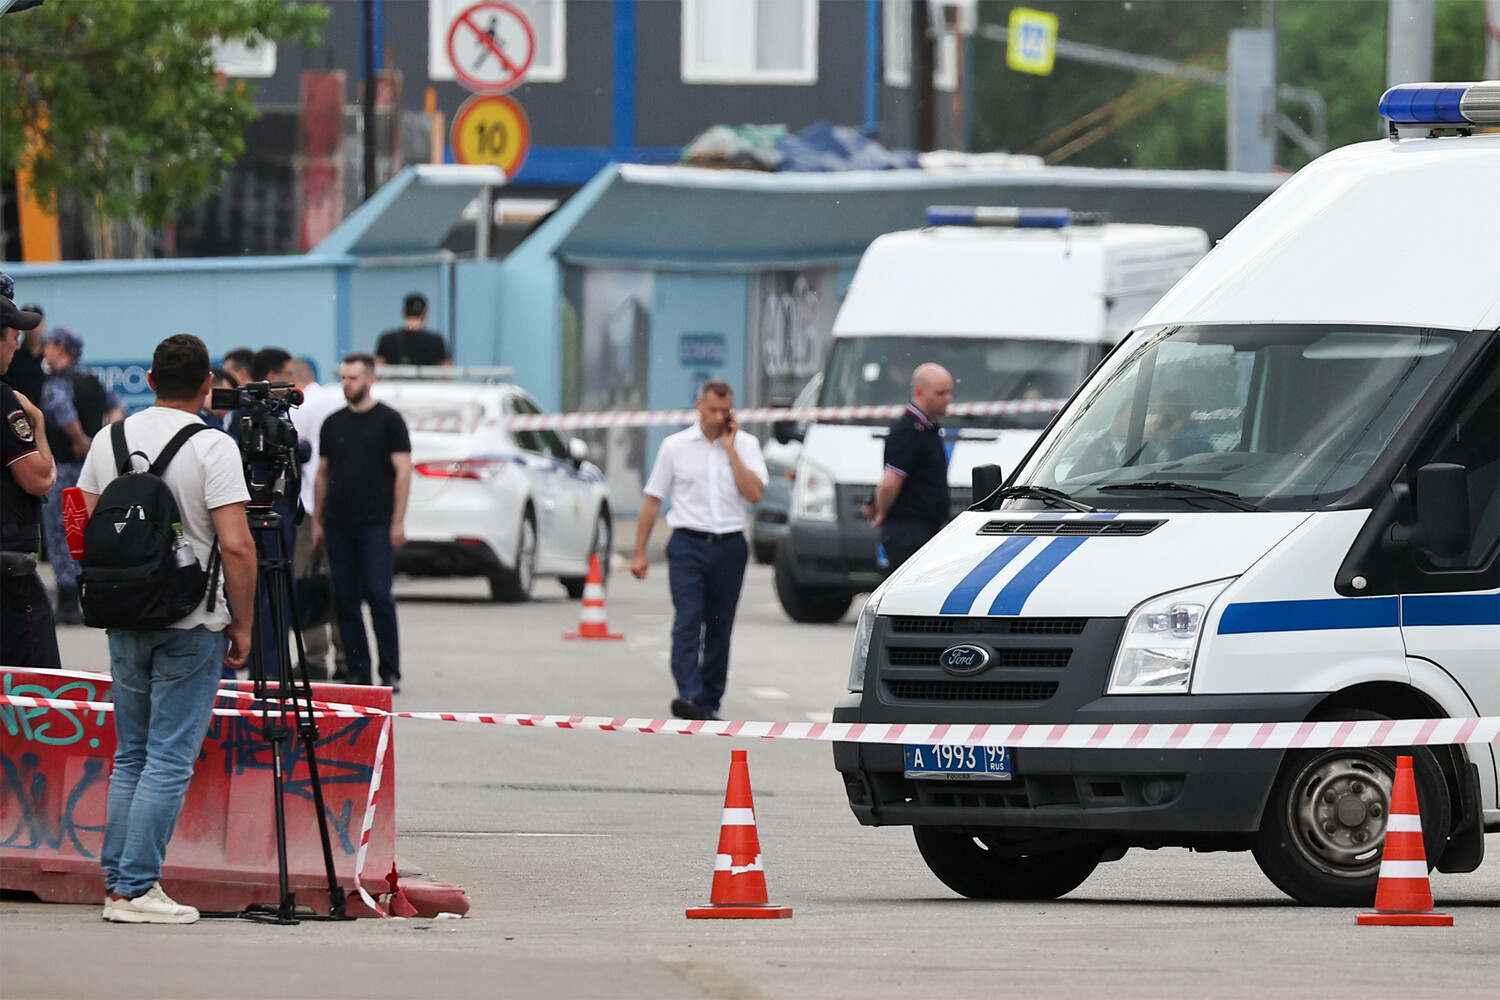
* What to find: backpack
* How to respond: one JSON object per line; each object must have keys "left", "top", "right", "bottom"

{"left": 80, "top": 421, "right": 221, "bottom": 630}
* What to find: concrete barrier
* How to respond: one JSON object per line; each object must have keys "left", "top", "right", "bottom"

{"left": 0, "top": 667, "right": 396, "bottom": 917}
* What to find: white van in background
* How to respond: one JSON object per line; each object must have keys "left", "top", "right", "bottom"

{"left": 834, "top": 82, "right": 1500, "bottom": 905}
{"left": 775, "top": 209, "right": 1208, "bottom": 622}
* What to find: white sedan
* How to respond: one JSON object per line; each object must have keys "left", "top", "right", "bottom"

{"left": 373, "top": 375, "right": 612, "bottom": 601}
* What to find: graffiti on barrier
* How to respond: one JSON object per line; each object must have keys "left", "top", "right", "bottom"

{"left": 0, "top": 675, "right": 110, "bottom": 748}
{"left": 0, "top": 752, "right": 107, "bottom": 857}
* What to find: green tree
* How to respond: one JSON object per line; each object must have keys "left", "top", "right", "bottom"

{"left": 973, "top": 0, "right": 1488, "bottom": 170}
{"left": 0, "top": 0, "right": 325, "bottom": 239}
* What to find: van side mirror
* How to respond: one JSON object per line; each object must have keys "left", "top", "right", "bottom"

{"left": 1388, "top": 463, "right": 1470, "bottom": 558}
{"left": 972, "top": 464, "right": 1004, "bottom": 510}
{"left": 773, "top": 420, "right": 803, "bottom": 446}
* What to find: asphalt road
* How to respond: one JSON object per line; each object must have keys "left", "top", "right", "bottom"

{"left": 4, "top": 552, "right": 1497, "bottom": 1000}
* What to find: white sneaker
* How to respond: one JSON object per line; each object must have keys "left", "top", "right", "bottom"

{"left": 103, "top": 883, "right": 199, "bottom": 924}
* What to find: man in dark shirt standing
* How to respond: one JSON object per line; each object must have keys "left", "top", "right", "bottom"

{"left": 862, "top": 362, "right": 954, "bottom": 572}
{"left": 374, "top": 293, "right": 450, "bottom": 367}
{"left": 313, "top": 353, "right": 411, "bottom": 691}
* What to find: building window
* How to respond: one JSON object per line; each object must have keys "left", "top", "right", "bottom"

{"left": 429, "top": 0, "right": 565, "bottom": 84}
{"left": 883, "top": 0, "right": 910, "bottom": 87}
{"left": 682, "top": 0, "right": 818, "bottom": 85}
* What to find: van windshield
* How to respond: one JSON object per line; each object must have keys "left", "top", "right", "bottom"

{"left": 821, "top": 335, "right": 1095, "bottom": 428}
{"left": 1017, "top": 324, "right": 1460, "bottom": 510}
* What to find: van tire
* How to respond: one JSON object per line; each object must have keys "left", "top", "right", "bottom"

{"left": 773, "top": 545, "right": 852, "bottom": 623}
{"left": 913, "top": 826, "right": 1101, "bottom": 900}
{"left": 490, "top": 510, "right": 537, "bottom": 602}
{"left": 1252, "top": 737, "right": 1451, "bottom": 907}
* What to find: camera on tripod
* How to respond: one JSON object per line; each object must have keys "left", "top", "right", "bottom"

{"left": 212, "top": 381, "right": 306, "bottom": 506}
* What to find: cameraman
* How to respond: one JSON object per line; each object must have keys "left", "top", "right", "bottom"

{"left": 78, "top": 333, "right": 255, "bottom": 924}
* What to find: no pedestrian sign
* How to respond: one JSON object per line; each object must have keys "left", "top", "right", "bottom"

{"left": 1007, "top": 7, "right": 1059, "bottom": 76}
{"left": 451, "top": 93, "right": 531, "bottom": 179}
{"left": 447, "top": 0, "right": 535, "bottom": 93}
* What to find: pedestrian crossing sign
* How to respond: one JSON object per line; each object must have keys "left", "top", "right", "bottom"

{"left": 1007, "top": 8, "right": 1059, "bottom": 76}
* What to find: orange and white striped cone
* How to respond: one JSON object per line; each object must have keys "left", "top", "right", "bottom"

{"left": 563, "top": 553, "right": 624, "bottom": 640}
{"left": 1357, "top": 755, "right": 1453, "bottom": 926}
{"left": 686, "top": 750, "right": 792, "bottom": 919}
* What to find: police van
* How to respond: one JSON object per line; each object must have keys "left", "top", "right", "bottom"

{"left": 776, "top": 210, "right": 1208, "bottom": 622}
{"left": 834, "top": 82, "right": 1500, "bottom": 905}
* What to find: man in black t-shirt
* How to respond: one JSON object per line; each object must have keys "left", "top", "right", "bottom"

{"left": 313, "top": 352, "right": 412, "bottom": 690}
{"left": 862, "top": 363, "right": 954, "bottom": 572}
{"left": 374, "top": 292, "right": 451, "bottom": 367}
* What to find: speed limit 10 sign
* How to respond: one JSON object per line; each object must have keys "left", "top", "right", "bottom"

{"left": 451, "top": 93, "right": 531, "bottom": 179}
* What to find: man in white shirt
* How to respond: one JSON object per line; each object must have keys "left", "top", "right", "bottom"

{"left": 286, "top": 358, "right": 345, "bottom": 679}
{"left": 631, "top": 380, "right": 768, "bottom": 721}
{"left": 78, "top": 334, "right": 256, "bottom": 924}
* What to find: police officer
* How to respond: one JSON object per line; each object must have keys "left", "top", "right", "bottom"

{"left": 0, "top": 279, "right": 61, "bottom": 668}
{"left": 862, "top": 362, "right": 955, "bottom": 571}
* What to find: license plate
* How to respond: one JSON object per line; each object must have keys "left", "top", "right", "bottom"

{"left": 904, "top": 744, "right": 1012, "bottom": 780}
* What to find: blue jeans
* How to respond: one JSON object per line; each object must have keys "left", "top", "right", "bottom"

{"left": 665, "top": 530, "right": 748, "bottom": 716}
{"left": 324, "top": 524, "right": 399, "bottom": 685}
{"left": 102, "top": 626, "right": 226, "bottom": 900}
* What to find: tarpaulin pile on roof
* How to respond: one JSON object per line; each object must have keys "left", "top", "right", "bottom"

{"left": 681, "top": 122, "right": 918, "bottom": 172}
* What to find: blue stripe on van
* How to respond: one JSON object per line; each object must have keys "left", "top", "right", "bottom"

{"left": 940, "top": 537, "right": 1034, "bottom": 615}
{"left": 1401, "top": 593, "right": 1500, "bottom": 627}
{"left": 988, "top": 538, "right": 1088, "bottom": 616}
{"left": 1218, "top": 597, "right": 1399, "bottom": 635}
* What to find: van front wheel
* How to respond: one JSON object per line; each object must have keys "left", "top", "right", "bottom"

{"left": 913, "top": 826, "right": 1102, "bottom": 900}
{"left": 1252, "top": 742, "right": 1450, "bottom": 906}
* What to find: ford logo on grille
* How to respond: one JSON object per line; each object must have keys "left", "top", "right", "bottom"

{"left": 939, "top": 644, "right": 991, "bottom": 676}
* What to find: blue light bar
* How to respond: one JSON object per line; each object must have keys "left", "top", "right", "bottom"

{"left": 926, "top": 206, "right": 1102, "bottom": 229}
{"left": 1378, "top": 81, "right": 1500, "bottom": 126}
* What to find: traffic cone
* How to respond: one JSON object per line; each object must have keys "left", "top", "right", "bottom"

{"left": 686, "top": 750, "right": 793, "bottom": 919}
{"left": 1357, "top": 755, "right": 1453, "bottom": 926}
{"left": 563, "top": 553, "right": 624, "bottom": 640}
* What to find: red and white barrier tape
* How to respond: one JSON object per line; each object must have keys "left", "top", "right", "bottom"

{"left": 4, "top": 692, "right": 1496, "bottom": 750}
{"left": 351, "top": 715, "right": 394, "bottom": 919}
{"left": 406, "top": 398, "right": 1067, "bottom": 434}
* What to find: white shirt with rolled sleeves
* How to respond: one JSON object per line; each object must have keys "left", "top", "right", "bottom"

{"left": 644, "top": 423, "right": 769, "bottom": 533}
{"left": 290, "top": 380, "right": 343, "bottom": 516}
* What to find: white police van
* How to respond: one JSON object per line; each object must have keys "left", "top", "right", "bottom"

{"left": 834, "top": 82, "right": 1500, "bottom": 905}
{"left": 777, "top": 209, "right": 1208, "bottom": 622}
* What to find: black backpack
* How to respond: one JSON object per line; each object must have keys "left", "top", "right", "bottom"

{"left": 80, "top": 421, "right": 221, "bottom": 630}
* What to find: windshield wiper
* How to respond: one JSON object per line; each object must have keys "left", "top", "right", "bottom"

{"left": 1097, "top": 481, "right": 1266, "bottom": 512}
{"left": 979, "top": 485, "right": 1097, "bottom": 513}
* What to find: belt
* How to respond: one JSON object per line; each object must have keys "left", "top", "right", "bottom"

{"left": 675, "top": 528, "right": 743, "bottom": 544}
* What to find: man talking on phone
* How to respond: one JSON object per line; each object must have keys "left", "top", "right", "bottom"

{"left": 632, "top": 379, "right": 767, "bottom": 721}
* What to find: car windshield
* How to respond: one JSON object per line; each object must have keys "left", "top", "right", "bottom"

{"left": 820, "top": 335, "right": 1094, "bottom": 429}
{"left": 1015, "top": 324, "right": 1461, "bottom": 510}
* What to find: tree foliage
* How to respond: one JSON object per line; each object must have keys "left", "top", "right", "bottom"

{"left": 0, "top": 0, "right": 326, "bottom": 228}
{"left": 972, "top": 0, "right": 1488, "bottom": 170}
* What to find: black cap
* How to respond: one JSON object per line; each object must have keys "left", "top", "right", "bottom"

{"left": 0, "top": 271, "right": 43, "bottom": 333}
{"left": 403, "top": 292, "right": 427, "bottom": 317}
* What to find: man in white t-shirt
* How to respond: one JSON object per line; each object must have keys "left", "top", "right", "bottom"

{"left": 286, "top": 357, "right": 345, "bottom": 677}
{"left": 78, "top": 334, "right": 256, "bottom": 925}
{"left": 631, "top": 379, "right": 768, "bottom": 721}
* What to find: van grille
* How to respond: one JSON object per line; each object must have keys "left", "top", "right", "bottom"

{"left": 978, "top": 519, "right": 1163, "bottom": 537}
{"left": 890, "top": 617, "right": 1087, "bottom": 636}
{"left": 885, "top": 680, "right": 1059, "bottom": 702}
{"left": 888, "top": 648, "right": 1071, "bottom": 669}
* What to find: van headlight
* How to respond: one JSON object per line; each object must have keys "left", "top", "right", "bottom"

{"left": 792, "top": 457, "right": 837, "bottom": 522}
{"left": 1107, "top": 579, "right": 1233, "bottom": 694}
{"left": 847, "top": 576, "right": 893, "bottom": 693}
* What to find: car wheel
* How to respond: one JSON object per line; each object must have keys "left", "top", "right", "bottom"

{"left": 490, "top": 511, "right": 537, "bottom": 602}
{"left": 751, "top": 526, "right": 777, "bottom": 565}
{"left": 913, "top": 826, "right": 1102, "bottom": 900}
{"left": 562, "top": 510, "right": 611, "bottom": 599}
{"left": 1252, "top": 738, "right": 1451, "bottom": 906}
{"left": 773, "top": 544, "right": 851, "bottom": 623}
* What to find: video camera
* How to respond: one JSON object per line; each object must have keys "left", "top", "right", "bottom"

{"left": 212, "top": 380, "right": 306, "bottom": 506}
